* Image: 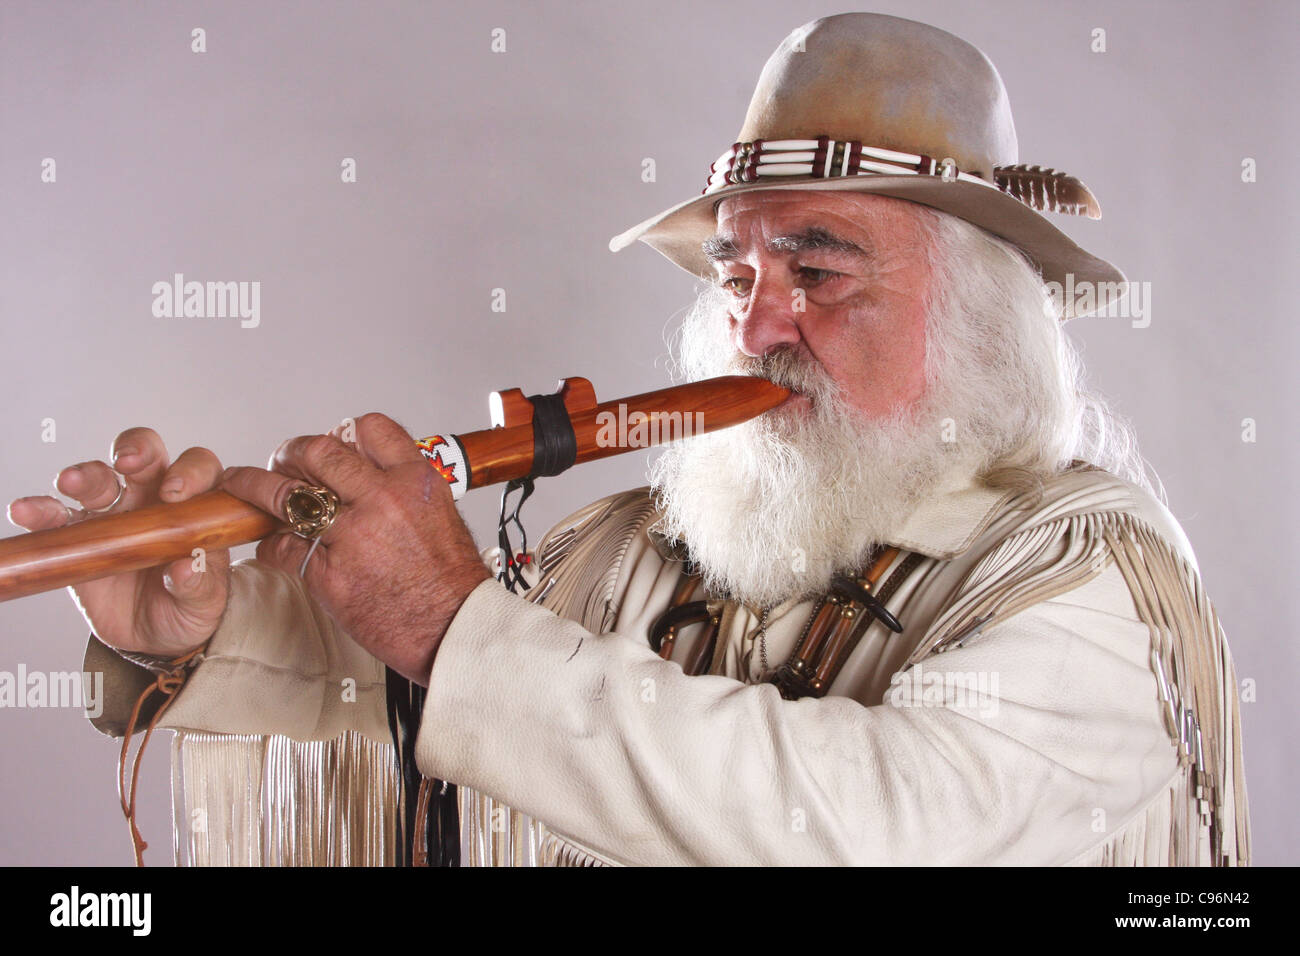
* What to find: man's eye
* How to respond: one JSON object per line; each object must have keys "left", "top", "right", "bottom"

{"left": 720, "top": 276, "right": 753, "bottom": 296}
{"left": 797, "top": 267, "right": 839, "bottom": 284}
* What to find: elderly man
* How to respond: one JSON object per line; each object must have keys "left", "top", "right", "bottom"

{"left": 9, "top": 13, "right": 1248, "bottom": 866}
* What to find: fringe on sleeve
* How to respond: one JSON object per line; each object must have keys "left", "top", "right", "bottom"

{"left": 906, "top": 510, "right": 1250, "bottom": 866}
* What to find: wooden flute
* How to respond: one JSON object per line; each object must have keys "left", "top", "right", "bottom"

{"left": 0, "top": 375, "right": 790, "bottom": 602}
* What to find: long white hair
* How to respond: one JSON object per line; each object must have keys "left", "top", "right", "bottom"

{"left": 916, "top": 210, "right": 1163, "bottom": 503}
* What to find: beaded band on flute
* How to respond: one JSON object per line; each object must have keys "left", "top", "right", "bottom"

{"left": 0, "top": 375, "right": 790, "bottom": 603}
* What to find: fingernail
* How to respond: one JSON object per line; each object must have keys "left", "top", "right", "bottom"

{"left": 113, "top": 446, "right": 138, "bottom": 463}
{"left": 160, "top": 477, "right": 183, "bottom": 496}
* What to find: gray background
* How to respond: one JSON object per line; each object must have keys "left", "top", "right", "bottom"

{"left": 0, "top": 0, "right": 1294, "bottom": 865}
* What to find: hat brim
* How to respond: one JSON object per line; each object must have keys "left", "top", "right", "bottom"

{"left": 609, "top": 176, "right": 1126, "bottom": 319}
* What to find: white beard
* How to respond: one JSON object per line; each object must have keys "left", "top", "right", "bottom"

{"left": 649, "top": 295, "right": 980, "bottom": 609}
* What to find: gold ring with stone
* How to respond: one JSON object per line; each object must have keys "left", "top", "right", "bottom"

{"left": 284, "top": 485, "right": 340, "bottom": 539}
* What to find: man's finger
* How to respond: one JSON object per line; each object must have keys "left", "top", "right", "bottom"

{"left": 160, "top": 547, "right": 230, "bottom": 609}
{"left": 269, "top": 434, "right": 376, "bottom": 503}
{"left": 7, "top": 495, "right": 76, "bottom": 532}
{"left": 109, "top": 427, "right": 173, "bottom": 507}
{"left": 159, "top": 447, "right": 225, "bottom": 502}
{"left": 54, "top": 460, "right": 126, "bottom": 511}
{"left": 221, "top": 466, "right": 310, "bottom": 524}
{"left": 352, "top": 413, "right": 423, "bottom": 471}
{"left": 327, "top": 419, "right": 358, "bottom": 450}
{"left": 255, "top": 530, "right": 323, "bottom": 584}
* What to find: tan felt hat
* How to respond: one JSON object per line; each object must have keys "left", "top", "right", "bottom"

{"left": 609, "top": 13, "right": 1126, "bottom": 319}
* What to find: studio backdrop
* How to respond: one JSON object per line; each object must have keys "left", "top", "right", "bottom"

{"left": 0, "top": 0, "right": 1294, "bottom": 865}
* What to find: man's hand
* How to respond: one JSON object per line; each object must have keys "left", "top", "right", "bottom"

{"left": 221, "top": 413, "right": 492, "bottom": 685}
{"left": 6, "top": 428, "right": 233, "bottom": 658}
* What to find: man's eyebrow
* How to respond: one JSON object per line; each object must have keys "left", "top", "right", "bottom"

{"left": 703, "top": 235, "right": 741, "bottom": 263}
{"left": 701, "top": 228, "right": 869, "bottom": 264}
{"left": 768, "top": 227, "right": 869, "bottom": 259}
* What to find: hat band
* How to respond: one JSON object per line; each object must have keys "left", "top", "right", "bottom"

{"left": 704, "top": 136, "right": 992, "bottom": 195}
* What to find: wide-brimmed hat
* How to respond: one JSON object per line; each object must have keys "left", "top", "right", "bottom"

{"left": 609, "top": 13, "right": 1126, "bottom": 319}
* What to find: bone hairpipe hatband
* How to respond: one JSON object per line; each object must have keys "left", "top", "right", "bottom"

{"left": 704, "top": 137, "right": 993, "bottom": 194}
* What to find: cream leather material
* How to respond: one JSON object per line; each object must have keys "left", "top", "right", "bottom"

{"left": 84, "top": 466, "right": 1248, "bottom": 866}
{"left": 413, "top": 471, "right": 1220, "bottom": 865}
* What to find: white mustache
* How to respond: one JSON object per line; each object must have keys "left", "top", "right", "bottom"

{"left": 723, "top": 349, "right": 844, "bottom": 419}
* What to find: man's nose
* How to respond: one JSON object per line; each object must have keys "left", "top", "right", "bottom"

{"left": 732, "top": 274, "right": 802, "bottom": 357}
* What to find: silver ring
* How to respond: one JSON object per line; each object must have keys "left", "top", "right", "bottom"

{"left": 84, "top": 479, "right": 127, "bottom": 515}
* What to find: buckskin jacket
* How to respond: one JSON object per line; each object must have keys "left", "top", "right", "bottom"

{"left": 85, "top": 463, "right": 1250, "bottom": 867}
